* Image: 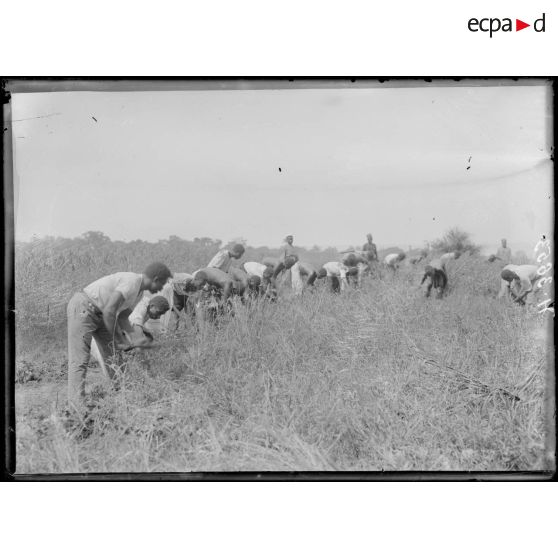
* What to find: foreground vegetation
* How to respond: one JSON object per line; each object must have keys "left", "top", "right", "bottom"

{"left": 14, "top": 242, "right": 554, "bottom": 473}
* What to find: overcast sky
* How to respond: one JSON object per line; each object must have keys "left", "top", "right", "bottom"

{"left": 11, "top": 83, "right": 553, "bottom": 253}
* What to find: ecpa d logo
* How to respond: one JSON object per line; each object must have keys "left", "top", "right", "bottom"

{"left": 468, "top": 13, "right": 546, "bottom": 37}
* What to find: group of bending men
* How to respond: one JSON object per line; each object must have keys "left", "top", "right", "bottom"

{"left": 66, "top": 234, "right": 544, "bottom": 410}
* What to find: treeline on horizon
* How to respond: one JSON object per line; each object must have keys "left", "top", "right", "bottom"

{"left": 15, "top": 231, "right": 415, "bottom": 274}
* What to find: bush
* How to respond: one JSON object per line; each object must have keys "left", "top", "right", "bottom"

{"left": 431, "top": 227, "right": 481, "bottom": 255}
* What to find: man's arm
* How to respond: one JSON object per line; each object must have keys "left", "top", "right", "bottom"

{"left": 222, "top": 279, "right": 233, "bottom": 299}
{"left": 514, "top": 278, "right": 533, "bottom": 303}
{"left": 103, "top": 292, "right": 127, "bottom": 345}
{"left": 117, "top": 308, "right": 135, "bottom": 333}
{"left": 272, "top": 262, "right": 285, "bottom": 280}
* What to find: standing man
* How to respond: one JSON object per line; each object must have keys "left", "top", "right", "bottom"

{"left": 207, "top": 243, "right": 245, "bottom": 273}
{"left": 283, "top": 235, "right": 298, "bottom": 261}
{"left": 67, "top": 262, "right": 172, "bottom": 410}
{"left": 281, "top": 235, "right": 299, "bottom": 289}
{"left": 362, "top": 233, "right": 378, "bottom": 264}
{"left": 496, "top": 238, "right": 512, "bottom": 265}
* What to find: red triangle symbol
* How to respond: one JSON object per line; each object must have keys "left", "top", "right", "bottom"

{"left": 516, "top": 19, "right": 530, "bottom": 31}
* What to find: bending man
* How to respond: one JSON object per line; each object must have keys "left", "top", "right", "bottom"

{"left": 420, "top": 259, "right": 448, "bottom": 299}
{"left": 498, "top": 264, "right": 541, "bottom": 305}
{"left": 67, "top": 262, "right": 171, "bottom": 410}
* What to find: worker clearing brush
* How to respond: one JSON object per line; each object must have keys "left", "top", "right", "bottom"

{"left": 66, "top": 262, "right": 172, "bottom": 413}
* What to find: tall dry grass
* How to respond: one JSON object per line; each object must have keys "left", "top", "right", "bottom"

{"left": 15, "top": 258, "right": 554, "bottom": 473}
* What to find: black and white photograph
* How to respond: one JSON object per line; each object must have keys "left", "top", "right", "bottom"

{"left": 4, "top": 78, "right": 555, "bottom": 476}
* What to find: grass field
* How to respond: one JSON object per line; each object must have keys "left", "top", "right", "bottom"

{"left": 14, "top": 252, "right": 555, "bottom": 473}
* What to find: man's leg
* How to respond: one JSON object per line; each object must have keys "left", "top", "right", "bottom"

{"left": 424, "top": 276, "right": 433, "bottom": 298}
{"left": 92, "top": 323, "right": 118, "bottom": 381}
{"left": 291, "top": 263, "right": 304, "bottom": 295}
{"left": 498, "top": 279, "right": 510, "bottom": 299}
{"left": 67, "top": 293, "right": 98, "bottom": 410}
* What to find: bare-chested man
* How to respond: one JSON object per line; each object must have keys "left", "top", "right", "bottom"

{"left": 192, "top": 267, "right": 234, "bottom": 300}
{"left": 262, "top": 255, "right": 299, "bottom": 293}
{"left": 420, "top": 259, "right": 448, "bottom": 299}
{"left": 228, "top": 266, "right": 262, "bottom": 300}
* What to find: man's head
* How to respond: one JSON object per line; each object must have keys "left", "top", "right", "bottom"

{"left": 367, "top": 233, "right": 373, "bottom": 242}
{"left": 143, "top": 262, "right": 172, "bottom": 293}
{"left": 344, "top": 253, "right": 358, "bottom": 267}
{"left": 501, "top": 268, "right": 519, "bottom": 284}
{"left": 285, "top": 235, "right": 294, "bottom": 245}
{"left": 147, "top": 295, "right": 170, "bottom": 319}
{"left": 247, "top": 275, "right": 261, "bottom": 291}
{"left": 229, "top": 244, "right": 245, "bottom": 259}
{"left": 501, "top": 238, "right": 507, "bottom": 248}
{"left": 284, "top": 255, "right": 298, "bottom": 270}
{"left": 262, "top": 267, "right": 274, "bottom": 286}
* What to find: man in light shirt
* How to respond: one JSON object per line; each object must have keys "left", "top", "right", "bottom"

{"left": 91, "top": 294, "right": 170, "bottom": 376}
{"left": 384, "top": 252, "right": 406, "bottom": 271}
{"left": 67, "top": 262, "right": 172, "bottom": 410}
{"left": 242, "top": 261, "right": 274, "bottom": 296}
{"left": 242, "top": 261, "right": 268, "bottom": 281}
{"left": 420, "top": 259, "right": 448, "bottom": 299}
{"left": 317, "top": 261, "right": 350, "bottom": 292}
{"left": 128, "top": 294, "right": 171, "bottom": 333}
{"left": 498, "top": 264, "right": 541, "bottom": 304}
{"left": 207, "top": 243, "right": 245, "bottom": 273}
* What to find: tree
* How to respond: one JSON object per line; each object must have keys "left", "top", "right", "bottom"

{"left": 431, "top": 227, "right": 480, "bottom": 255}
